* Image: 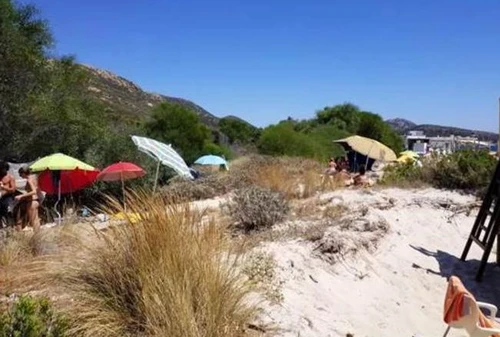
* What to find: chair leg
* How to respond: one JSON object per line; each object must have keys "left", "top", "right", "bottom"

{"left": 443, "top": 325, "right": 451, "bottom": 337}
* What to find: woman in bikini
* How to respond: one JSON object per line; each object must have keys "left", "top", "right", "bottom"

{"left": 15, "top": 166, "right": 40, "bottom": 231}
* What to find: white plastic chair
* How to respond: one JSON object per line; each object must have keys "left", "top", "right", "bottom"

{"left": 444, "top": 294, "right": 500, "bottom": 337}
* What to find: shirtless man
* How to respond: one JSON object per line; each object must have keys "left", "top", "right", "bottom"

{"left": 0, "top": 161, "right": 16, "bottom": 226}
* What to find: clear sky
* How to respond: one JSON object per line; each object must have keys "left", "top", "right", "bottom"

{"left": 32, "top": 0, "right": 500, "bottom": 132}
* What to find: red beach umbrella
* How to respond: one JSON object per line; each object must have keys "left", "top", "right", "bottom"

{"left": 97, "top": 162, "right": 146, "bottom": 182}
{"left": 97, "top": 162, "right": 146, "bottom": 208}
{"left": 38, "top": 168, "right": 99, "bottom": 195}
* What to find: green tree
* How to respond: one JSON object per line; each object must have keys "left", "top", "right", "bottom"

{"left": 357, "top": 111, "right": 385, "bottom": 141}
{"left": 380, "top": 127, "right": 404, "bottom": 154}
{"left": 23, "top": 57, "right": 107, "bottom": 160}
{"left": 0, "top": 1, "right": 112, "bottom": 162}
{"left": 257, "top": 122, "right": 320, "bottom": 159}
{"left": 314, "top": 105, "right": 403, "bottom": 154}
{"left": 202, "top": 142, "right": 233, "bottom": 159}
{"left": 219, "top": 117, "right": 259, "bottom": 144}
{"left": 0, "top": 0, "right": 53, "bottom": 159}
{"left": 307, "top": 124, "right": 350, "bottom": 160}
{"left": 315, "top": 103, "right": 361, "bottom": 132}
{"left": 143, "top": 102, "right": 212, "bottom": 163}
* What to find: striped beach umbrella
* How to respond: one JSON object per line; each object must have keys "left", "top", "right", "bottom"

{"left": 131, "top": 136, "right": 193, "bottom": 191}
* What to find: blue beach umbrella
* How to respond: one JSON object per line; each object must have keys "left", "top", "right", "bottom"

{"left": 194, "top": 155, "right": 228, "bottom": 170}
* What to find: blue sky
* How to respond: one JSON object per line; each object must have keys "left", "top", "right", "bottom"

{"left": 33, "top": 0, "right": 500, "bottom": 132}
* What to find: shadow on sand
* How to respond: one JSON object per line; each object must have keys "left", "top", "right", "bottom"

{"left": 410, "top": 245, "right": 500, "bottom": 305}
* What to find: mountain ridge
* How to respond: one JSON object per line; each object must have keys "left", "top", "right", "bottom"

{"left": 82, "top": 64, "right": 221, "bottom": 128}
{"left": 386, "top": 118, "right": 498, "bottom": 142}
{"left": 81, "top": 64, "right": 498, "bottom": 143}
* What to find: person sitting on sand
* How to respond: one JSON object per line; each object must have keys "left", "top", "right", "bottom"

{"left": 14, "top": 165, "right": 41, "bottom": 232}
{"left": 353, "top": 167, "right": 368, "bottom": 187}
{"left": 337, "top": 157, "right": 350, "bottom": 172}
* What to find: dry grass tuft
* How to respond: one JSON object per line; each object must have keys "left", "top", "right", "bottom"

{"left": 226, "top": 186, "right": 289, "bottom": 233}
{"left": 4, "top": 190, "right": 257, "bottom": 337}
{"left": 292, "top": 199, "right": 320, "bottom": 220}
{"left": 252, "top": 164, "right": 296, "bottom": 199}
{"left": 242, "top": 252, "right": 283, "bottom": 305}
{"left": 0, "top": 228, "right": 66, "bottom": 268}
{"left": 250, "top": 158, "right": 326, "bottom": 200}
{"left": 314, "top": 216, "right": 390, "bottom": 264}
{"left": 162, "top": 155, "right": 334, "bottom": 203}
{"left": 291, "top": 197, "right": 348, "bottom": 221}
{"left": 322, "top": 204, "right": 349, "bottom": 219}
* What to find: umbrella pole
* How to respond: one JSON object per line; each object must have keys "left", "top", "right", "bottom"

{"left": 365, "top": 143, "right": 376, "bottom": 171}
{"left": 54, "top": 178, "right": 62, "bottom": 226}
{"left": 153, "top": 160, "right": 160, "bottom": 193}
{"left": 121, "top": 172, "right": 126, "bottom": 213}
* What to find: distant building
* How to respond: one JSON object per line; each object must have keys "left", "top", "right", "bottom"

{"left": 404, "top": 130, "right": 494, "bottom": 154}
{"left": 405, "top": 131, "right": 429, "bottom": 155}
{"left": 429, "top": 135, "right": 456, "bottom": 153}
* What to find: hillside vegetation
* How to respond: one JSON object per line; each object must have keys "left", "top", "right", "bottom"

{"left": 0, "top": 0, "right": 405, "bottom": 183}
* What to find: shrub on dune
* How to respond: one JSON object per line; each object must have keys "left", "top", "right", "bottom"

{"left": 10, "top": 191, "right": 256, "bottom": 337}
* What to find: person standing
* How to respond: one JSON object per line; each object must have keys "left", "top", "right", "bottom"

{"left": 0, "top": 161, "right": 16, "bottom": 226}
{"left": 14, "top": 166, "right": 40, "bottom": 231}
{"left": 326, "top": 157, "right": 337, "bottom": 175}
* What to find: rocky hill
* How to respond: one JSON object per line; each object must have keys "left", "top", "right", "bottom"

{"left": 82, "top": 64, "right": 497, "bottom": 144}
{"left": 82, "top": 64, "right": 221, "bottom": 128}
{"left": 386, "top": 118, "right": 498, "bottom": 142}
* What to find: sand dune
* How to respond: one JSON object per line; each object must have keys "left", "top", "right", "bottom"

{"left": 253, "top": 188, "right": 500, "bottom": 337}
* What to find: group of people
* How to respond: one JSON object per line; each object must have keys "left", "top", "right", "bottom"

{"left": 326, "top": 157, "right": 349, "bottom": 175}
{"left": 0, "top": 161, "right": 41, "bottom": 231}
{"left": 324, "top": 156, "right": 368, "bottom": 187}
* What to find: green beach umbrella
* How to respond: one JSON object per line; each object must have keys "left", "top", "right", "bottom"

{"left": 30, "top": 153, "right": 96, "bottom": 172}
{"left": 30, "top": 153, "right": 99, "bottom": 225}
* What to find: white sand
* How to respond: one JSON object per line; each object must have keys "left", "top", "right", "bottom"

{"left": 254, "top": 188, "right": 500, "bottom": 337}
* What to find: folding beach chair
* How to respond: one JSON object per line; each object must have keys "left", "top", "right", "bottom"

{"left": 443, "top": 276, "right": 500, "bottom": 337}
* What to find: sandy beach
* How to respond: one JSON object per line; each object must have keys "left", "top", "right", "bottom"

{"left": 24, "top": 187, "right": 500, "bottom": 337}
{"left": 247, "top": 188, "right": 500, "bottom": 337}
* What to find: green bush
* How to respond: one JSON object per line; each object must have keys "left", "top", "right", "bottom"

{"left": 202, "top": 142, "right": 233, "bottom": 160}
{"left": 219, "top": 117, "right": 260, "bottom": 144}
{"left": 143, "top": 102, "right": 212, "bottom": 164}
{"left": 382, "top": 149, "right": 496, "bottom": 191}
{"left": 433, "top": 149, "right": 496, "bottom": 190}
{"left": 0, "top": 295, "right": 69, "bottom": 337}
{"left": 306, "top": 125, "right": 350, "bottom": 161}
{"left": 257, "top": 122, "right": 317, "bottom": 158}
{"left": 380, "top": 162, "right": 427, "bottom": 188}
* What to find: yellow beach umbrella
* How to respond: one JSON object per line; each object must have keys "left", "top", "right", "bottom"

{"left": 400, "top": 150, "right": 419, "bottom": 158}
{"left": 397, "top": 154, "right": 416, "bottom": 163}
{"left": 333, "top": 135, "right": 397, "bottom": 162}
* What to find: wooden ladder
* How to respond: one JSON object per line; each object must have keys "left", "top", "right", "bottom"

{"left": 461, "top": 159, "right": 500, "bottom": 282}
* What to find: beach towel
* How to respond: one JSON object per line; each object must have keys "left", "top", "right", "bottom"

{"left": 444, "top": 276, "right": 500, "bottom": 336}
